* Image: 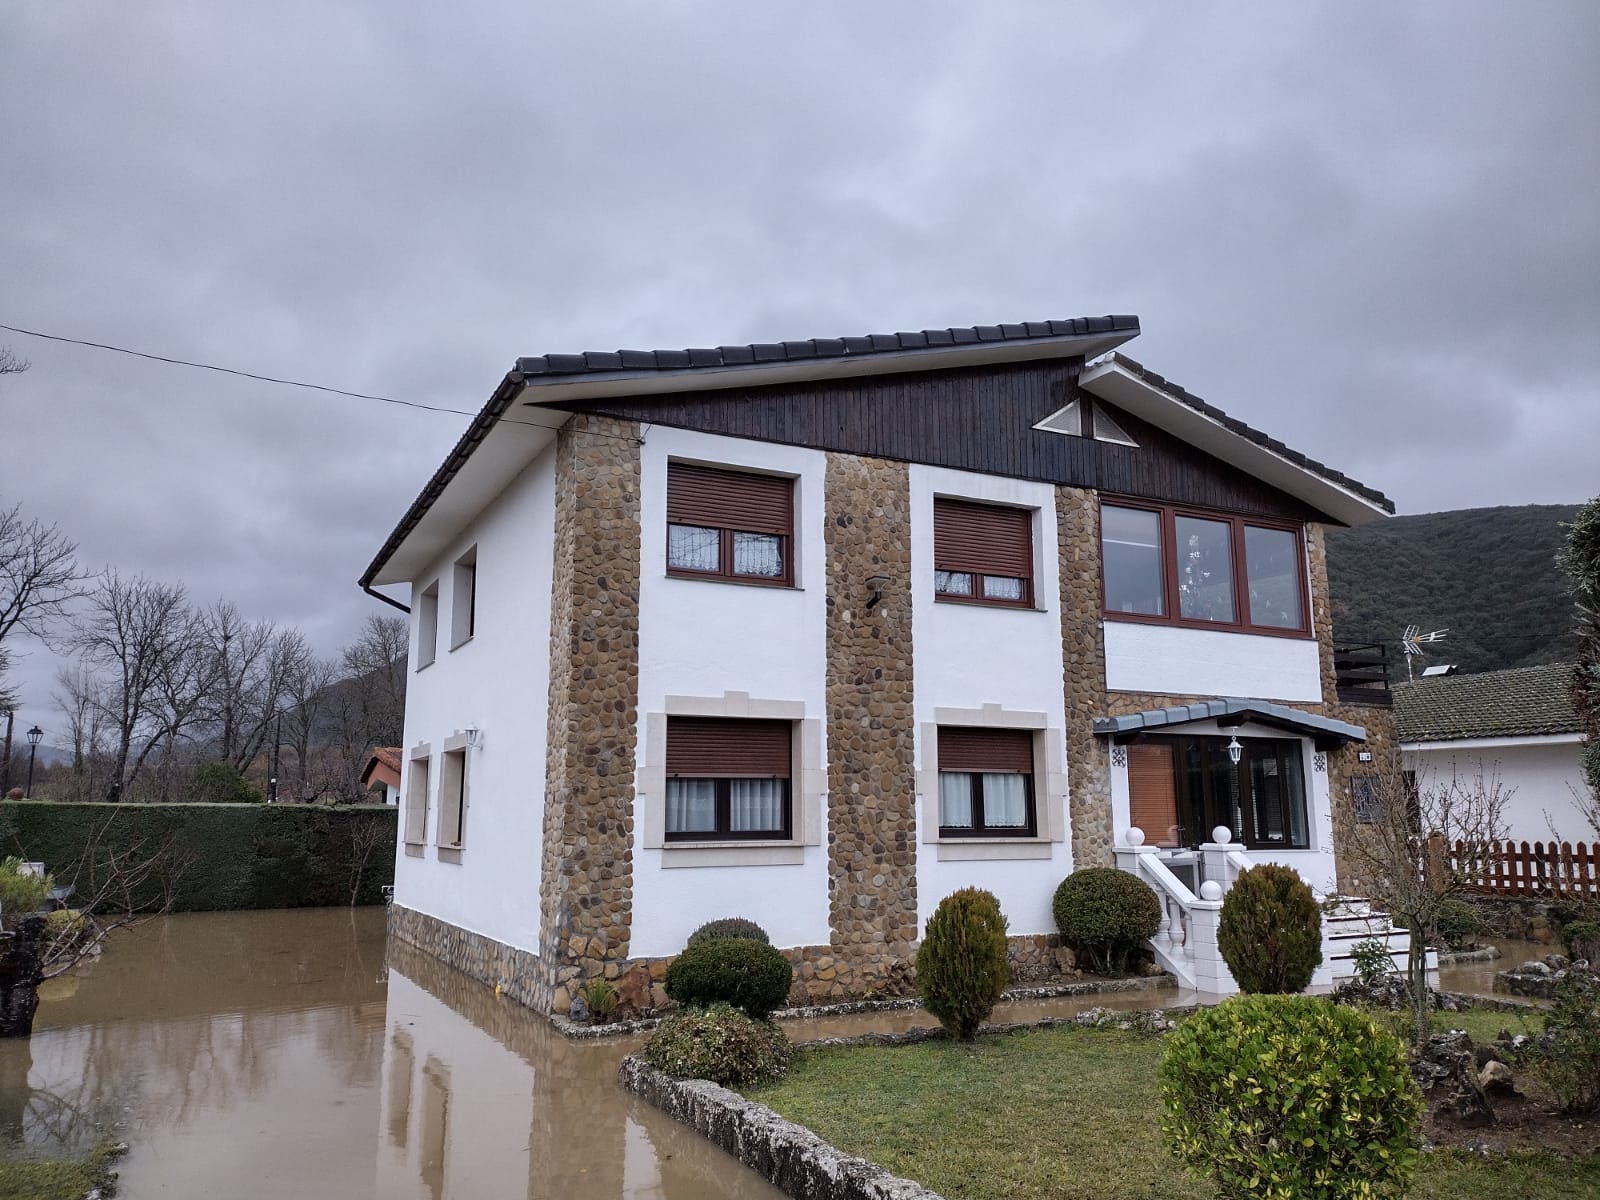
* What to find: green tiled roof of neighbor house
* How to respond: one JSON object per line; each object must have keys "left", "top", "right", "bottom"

{"left": 1393, "top": 663, "right": 1581, "bottom": 742}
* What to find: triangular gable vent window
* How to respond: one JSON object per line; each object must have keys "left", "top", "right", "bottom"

{"left": 1033, "top": 399, "right": 1139, "bottom": 448}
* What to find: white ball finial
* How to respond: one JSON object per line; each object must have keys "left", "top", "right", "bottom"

{"left": 1200, "top": 880, "right": 1224, "bottom": 901}
{"left": 1212, "top": 826, "right": 1233, "bottom": 845}
{"left": 1124, "top": 827, "right": 1146, "bottom": 847}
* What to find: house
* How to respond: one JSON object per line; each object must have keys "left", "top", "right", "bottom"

{"left": 363, "top": 315, "right": 1399, "bottom": 1014}
{"left": 361, "top": 747, "right": 403, "bottom": 806}
{"left": 1396, "top": 663, "right": 1593, "bottom": 844}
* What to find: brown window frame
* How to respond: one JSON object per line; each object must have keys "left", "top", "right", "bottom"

{"left": 1098, "top": 499, "right": 1311, "bottom": 638}
{"left": 933, "top": 497, "right": 1035, "bottom": 609}
{"left": 666, "top": 462, "right": 795, "bottom": 588}
{"left": 664, "top": 716, "right": 794, "bottom": 842}
{"left": 936, "top": 726, "right": 1038, "bottom": 838}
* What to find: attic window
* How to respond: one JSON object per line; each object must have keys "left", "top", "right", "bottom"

{"left": 1033, "top": 398, "right": 1138, "bottom": 448}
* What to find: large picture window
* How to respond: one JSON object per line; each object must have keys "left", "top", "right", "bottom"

{"left": 667, "top": 462, "right": 794, "bottom": 586}
{"left": 936, "top": 726, "right": 1037, "bottom": 836}
{"left": 1100, "top": 502, "right": 1308, "bottom": 635}
{"left": 933, "top": 498, "right": 1034, "bottom": 607}
{"left": 1156, "top": 735, "right": 1309, "bottom": 850}
{"left": 665, "top": 717, "right": 792, "bottom": 841}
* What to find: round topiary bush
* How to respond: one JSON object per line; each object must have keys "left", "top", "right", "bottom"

{"left": 1434, "top": 898, "right": 1486, "bottom": 951}
{"left": 664, "top": 937, "right": 794, "bottom": 1019}
{"left": 642, "top": 1002, "right": 792, "bottom": 1086}
{"left": 916, "top": 887, "right": 1009, "bottom": 1041}
{"left": 1052, "top": 867, "right": 1161, "bottom": 975}
{"left": 1217, "top": 863, "right": 1323, "bottom": 994}
{"left": 685, "top": 916, "right": 771, "bottom": 948}
{"left": 1160, "top": 994, "right": 1422, "bottom": 1200}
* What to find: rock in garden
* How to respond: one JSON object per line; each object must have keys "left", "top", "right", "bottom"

{"left": 1478, "top": 1060, "right": 1517, "bottom": 1096}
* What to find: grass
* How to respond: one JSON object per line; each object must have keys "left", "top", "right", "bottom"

{"left": 0, "top": 1142, "right": 122, "bottom": 1200}
{"left": 744, "top": 1024, "right": 1599, "bottom": 1200}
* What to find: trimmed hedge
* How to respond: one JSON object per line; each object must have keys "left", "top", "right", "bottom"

{"left": 0, "top": 801, "right": 396, "bottom": 911}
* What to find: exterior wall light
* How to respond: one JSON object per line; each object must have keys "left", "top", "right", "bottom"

{"left": 1226, "top": 735, "right": 1243, "bottom": 766}
{"left": 865, "top": 575, "right": 892, "bottom": 611}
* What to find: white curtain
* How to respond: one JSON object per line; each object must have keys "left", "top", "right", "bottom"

{"left": 665, "top": 778, "right": 716, "bottom": 833}
{"left": 730, "top": 778, "right": 784, "bottom": 831}
{"left": 982, "top": 773, "right": 1028, "bottom": 828}
{"left": 939, "top": 772, "right": 973, "bottom": 827}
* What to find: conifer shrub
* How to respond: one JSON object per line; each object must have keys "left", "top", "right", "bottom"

{"left": 642, "top": 1002, "right": 792, "bottom": 1086}
{"left": 1561, "top": 918, "right": 1600, "bottom": 964}
{"left": 916, "top": 887, "right": 1009, "bottom": 1040}
{"left": 685, "top": 916, "right": 770, "bottom": 947}
{"left": 1052, "top": 867, "right": 1161, "bottom": 975}
{"left": 1160, "top": 994, "right": 1422, "bottom": 1200}
{"left": 189, "top": 761, "right": 264, "bottom": 804}
{"left": 1533, "top": 970, "right": 1600, "bottom": 1114}
{"left": 664, "top": 937, "right": 793, "bottom": 1019}
{"left": 1217, "top": 863, "right": 1323, "bottom": 993}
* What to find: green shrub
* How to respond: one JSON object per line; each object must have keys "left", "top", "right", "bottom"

{"left": 642, "top": 1002, "right": 792, "bottom": 1086}
{"left": 916, "top": 887, "right": 1009, "bottom": 1041}
{"left": 664, "top": 937, "right": 793, "bottom": 1019}
{"left": 1350, "top": 937, "right": 1396, "bottom": 987}
{"left": 1560, "top": 918, "right": 1600, "bottom": 963}
{"left": 686, "top": 916, "right": 770, "bottom": 948}
{"left": 1534, "top": 970, "right": 1600, "bottom": 1114}
{"left": 1160, "top": 994, "right": 1422, "bottom": 1199}
{"left": 190, "top": 761, "right": 264, "bottom": 804}
{"left": 1217, "top": 864, "right": 1323, "bottom": 994}
{"left": 0, "top": 856, "right": 52, "bottom": 927}
{"left": 1052, "top": 867, "right": 1161, "bottom": 975}
{"left": 578, "top": 976, "right": 619, "bottom": 1022}
{"left": 1434, "top": 897, "right": 1485, "bottom": 950}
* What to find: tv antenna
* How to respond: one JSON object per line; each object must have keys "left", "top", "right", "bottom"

{"left": 1399, "top": 624, "right": 1448, "bottom": 681}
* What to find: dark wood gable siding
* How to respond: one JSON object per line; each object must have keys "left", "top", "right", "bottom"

{"left": 551, "top": 360, "right": 1323, "bottom": 522}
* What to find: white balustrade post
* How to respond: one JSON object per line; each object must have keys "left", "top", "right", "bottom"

{"left": 1113, "top": 828, "right": 1174, "bottom": 949}
{"left": 1187, "top": 882, "right": 1237, "bottom": 995}
{"left": 1199, "top": 825, "right": 1238, "bottom": 891}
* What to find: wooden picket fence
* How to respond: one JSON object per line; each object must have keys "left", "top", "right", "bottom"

{"left": 1439, "top": 837, "right": 1599, "bottom": 896}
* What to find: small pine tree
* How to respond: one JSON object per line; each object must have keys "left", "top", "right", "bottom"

{"left": 916, "top": 887, "right": 1009, "bottom": 1041}
{"left": 1217, "top": 864, "right": 1323, "bottom": 994}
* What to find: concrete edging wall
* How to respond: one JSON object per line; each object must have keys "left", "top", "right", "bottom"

{"left": 619, "top": 1057, "right": 945, "bottom": 1200}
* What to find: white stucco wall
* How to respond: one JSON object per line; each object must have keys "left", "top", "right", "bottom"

{"left": 1108, "top": 717, "right": 1339, "bottom": 894}
{"left": 909, "top": 465, "right": 1072, "bottom": 937}
{"left": 629, "top": 427, "right": 831, "bottom": 958}
{"left": 1103, "top": 621, "right": 1322, "bottom": 702}
{"left": 392, "top": 445, "right": 556, "bottom": 956}
{"left": 1404, "top": 736, "right": 1592, "bottom": 844}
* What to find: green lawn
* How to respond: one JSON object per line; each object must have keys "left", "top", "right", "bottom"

{"left": 745, "top": 1026, "right": 1598, "bottom": 1200}
{"left": 0, "top": 1143, "right": 121, "bottom": 1200}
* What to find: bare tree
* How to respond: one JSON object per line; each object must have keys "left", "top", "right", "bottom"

{"left": 38, "top": 820, "right": 186, "bottom": 979}
{"left": 278, "top": 649, "right": 335, "bottom": 802}
{"left": 52, "top": 663, "right": 114, "bottom": 802}
{"left": 0, "top": 347, "right": 26, "bottom": 379}
{"left": 0, "top": 502, "right": 84, "bottom": 651}
{"left": 1341, "top": 765, "right": 1510, "bottom": 1044}
{"left": 342, "top": 615, "right": 407, "bottom": 748}
{"left": 194, "top": 602, "right": 308, "bottom": 773}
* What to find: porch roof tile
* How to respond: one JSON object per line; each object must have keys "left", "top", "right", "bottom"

{"left": 1094, "top": 698, "right": 1367, "bottom": 745}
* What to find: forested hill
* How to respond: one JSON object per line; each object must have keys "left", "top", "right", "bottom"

{"left": 1326, "top": 503, "right": 1583, "bottom": 676}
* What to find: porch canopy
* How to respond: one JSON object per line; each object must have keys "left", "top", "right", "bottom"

{"left": 1093, "top": 698, "right": 1367, "bottom": 752}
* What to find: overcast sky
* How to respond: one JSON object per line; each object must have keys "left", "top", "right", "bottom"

{"left": 2, "top": 2, "right": 1597, "bottom": 735}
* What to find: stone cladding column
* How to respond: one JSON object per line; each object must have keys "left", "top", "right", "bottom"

{"left": 1056, "top": 486, "right": 1115, "bottom": 868}
{"left": 823, "top": 453, "right": 918, "bottom": 994}
{"left": 535, "top": 414, "right": 642, "bottom": 1014}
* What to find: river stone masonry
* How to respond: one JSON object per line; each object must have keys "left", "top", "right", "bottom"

{"left": 822, "top": 452, "right": 919, "bottom": 996}
{"left": 1056, "top": 486, "right": 1115, "bottom": 869}
{"left": 535, "top": 414, "right": 643, "bottom": 1015}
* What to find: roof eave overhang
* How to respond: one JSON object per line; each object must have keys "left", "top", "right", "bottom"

{"left": 514, "top": 328, "right": 1140, "bottom": 407}
{"left": 1094, "top": 698, "right": 1368, "bottom": 751}
{"left": 1079, "top": 359, "right": 1391, "bottom": 528}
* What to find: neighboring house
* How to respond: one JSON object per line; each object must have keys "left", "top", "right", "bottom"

{"left": 361, "top": 747, "right": 403, "bottom": 806}
{"left": 1396, "top": 664, "right": 1592, "bottom": 844}
{"left": 364, "top": 315, "right": 1399, "bottom": 1015}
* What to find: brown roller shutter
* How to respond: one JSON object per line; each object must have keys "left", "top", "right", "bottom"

{"left": 933, "top": 498, "right": 1032, "bottom": 577}
{"left": 1128, "top": 743, "right": 1180, "bottom": 847}
{"left": 668, "top": 462, "right": 793, "bottom": 535}
{"left": 666, "top": 717, "right": 792, "bottom": 778}
{"left": 937, "top": 727, "right": 1034, "bottom": 773}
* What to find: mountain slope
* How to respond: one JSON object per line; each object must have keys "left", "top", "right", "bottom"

{"left": 1326, "top": 503, "right": 1582, "bottom": 676}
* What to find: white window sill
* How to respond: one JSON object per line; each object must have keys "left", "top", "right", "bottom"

{"left": 934, "top": 838, "right": 1056, "bottom": 862}
{"left": 449, "top": 636, "right": 474, "bottom": 652}
{"left": 659, "top": 841, "right": 805, "bottom": 868}
{"left": 437, "top": 846, "right": 463, "bottom": 864}
{"left": 403, "top": 842, "right": 426, "bottom": 857}
{"left": 663, "top": 574, "right": 804, "bottom": 593}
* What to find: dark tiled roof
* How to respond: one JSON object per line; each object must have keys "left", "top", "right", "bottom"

{"left": 1093, "top": 698, "right": 1368, "bottom": 744}
{"left": 515, "top": 316, "right": 1140, "bottom": 377}
{"left": 1108, "top": 354, "right": 1395, "bottom": 514}
{"left": 1394, "top": 664, "right": 1580, "bottom": 742}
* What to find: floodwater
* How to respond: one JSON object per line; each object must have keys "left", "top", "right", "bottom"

{"left": 3, "top": 909, "right": 784, "bottom": 1200}
{"left": 1438, "top": 937, "right": 1555, "bottom": 998}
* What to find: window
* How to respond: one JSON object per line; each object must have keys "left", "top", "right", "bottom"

{"left": 404, "top": 753, "right": 430, "bottom": 846}
{"left": 437, "top": 747, "right": 467, "bottom": 848}
{"left": 933, "top": 498, "right": 1033, "bottom": 606}
{"left": 450, "top": 549, "right": 476, "bottom": 649}
{"left": 1161, "top": 735, "right": 1309, "bottom": 850}
{"left": 665, "top": 717, "right": 792, "bottom": 840}
{"left": 667, "top": 462, "right": 793, "bottom": 585}
{"left": 936, "top": 726, "right": 1036, "bottom": 837}
{"left": 416, "top": 582, "right": 439, "bottom": 668}
{"left": 1100, "top": 502, "right": 1308, "bottom": 635}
